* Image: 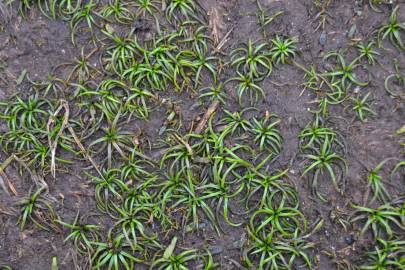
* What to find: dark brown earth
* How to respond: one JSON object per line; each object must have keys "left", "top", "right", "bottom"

{"left": 0, "top": 0, "right": 404, "bottom": 269}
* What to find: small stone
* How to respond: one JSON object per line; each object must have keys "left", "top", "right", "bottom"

{"left": 133, "top": 20, "right": 142, "bottom": 29}
{"left": 232, "top": 232, "right": 247, "bottom": 248}
{"left": 319, "top": 31, "right": 327, "bottom": 45}
{"left": 345, "top": 235, "right": 355, "bottom": 245}
{"left": 348, "top": 25, "right": 357, "bottom": 38}
{"left": 208, "top": 245, "right": 223, "bottom": 255}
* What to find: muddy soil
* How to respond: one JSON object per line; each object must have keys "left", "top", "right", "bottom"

{"left": 0, "top": 0, "right": 404, "bottom": 269}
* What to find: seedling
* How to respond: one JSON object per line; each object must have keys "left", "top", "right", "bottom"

{"left": 190, "top": 45, "right": 218, "bottom": 87}
{"left": 92, "top": 233, "right": 143, "bottom": 270}
{"left": 256, "top": 0, "right": 283, "bottom": 37}
{"left": 112, "top": 200, "right": 157, "bottom": 250}
{"left": 8, "top": 0, "right": 57, "bottom": 18}
{"left": 125, "top": 84, "right": 154, "bottom": 120}
{"left": 150, "top": 237, "right": 197, "bottom": 269}
{"left": 351, "top": 203, "right": 405, "bottom": 238}
{"left": 247, "top": 166, "right": 296, "bottom": 209}
{"left": 160, "top": 133, "right": 196, "bottom": 173}
{"left": 88, "top": 168, "right": 128, "bottom": 213}
{"left": 166, "top": 0, "right": 199, "bottom": 24}
{"left": 120, "top": 149, "right": 154, "bottom": 181}
{"left": 30, "top": 73, "right": 65, "bottom": 97}
{"left": 250, "top": 115, "right": 282, "bottom": 153}
{"left": 134, "top": 0, "right": 160, "bottom": 18}
{"left": 100, "top": 0, "right": 133, "bottom": 24}
{"left": 323, "top": 52, "right": 368, "bottom": 89}
{"left": 226, "top": 71, "right": 265, "bottom": 105}
{"left": 299, "top": 114, "right": 340, "bottom": 149}
{"left": 17, "top": 186, "right": 57, "bottom": 231}
{"left": 58, "top": 0, "right": 82, "bottom": 16}
{"left": 366, "top": 159, "right": 391, "bottom": 203}
{"left": 70, "top": 0, "right": 99, "bottom": 45}
{"left": 89, "top": 111, "right": 134, "bottom": 168}
{"left": 360, "top": 238, "right": 405, "bottom": 269}
{"left": 249, "top": 196, "right": 307, "bottom": 237}
{"left": 57, "top": 212, "right": 101, "bottom": 254}
{"left": 269, "top": 36, "right": 298, "bottom": 64}
{"left": 302, "top": 136, "right": 348, "bottom": 202}
{"left": 201, "top": 158, "right": 245, "bottom": 227}
{"left": 0, "top": 129, "right": 37, "bottom": 153}
{"left": 62, "top": 47, "right": 99, "bottom": 83}
{"left": 2, "top": 94, "right": 52, "bottom": 131}
{"left": 130, "top": 54, "right": 173, "bottom": 92}
{"left": 350, "top": 92, "right": 376, "bottom": 122}
{"left": 356, "top": 41, "right": 380, "bottom": 65}
{"left": 230, "top": 40, "right": 272, "bottom": 79}
{"left": 219, "top": 109, "right": 254, "bottom": 141}
{"left": 199, "top": 82, "right": 226, "bottom": 104}
{"left": 244, "top": 228, "right": 313, "bottom": 269}
{"left": 369, "top": 0, "right": 390, "bottom": 13}
{"left": 103, "top": 29, "right": 142, "bottom": 75}
{"left": 170, "top": 174, "right": 219, "bottom": 234}
{"left": 153, "top": 170, "right": 185, "bottom": 228}
{"left": 384, "top": 59, "right": 405, "bottom": 98}
{"left": 377, "top": 6, "right": 405, "bottom": 50}
{"left": 181, "top": 24, "right": 212, "bottom": 52}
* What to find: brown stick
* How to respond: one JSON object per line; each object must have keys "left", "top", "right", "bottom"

{"left": 6, "top": 176, "right": 17, "bottom": 195}
{"left": 195, "top": 100, "right": 220, "bottom": 134}
{"left": 214, "top": 27, "right": 234, "bottom": 53}
{"left": 67, "top": 126, "right": 103, "bottom": 178}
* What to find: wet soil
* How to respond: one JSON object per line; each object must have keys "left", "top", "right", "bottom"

{"left": 0, "top": 0, "right": 404, "bottom": 269}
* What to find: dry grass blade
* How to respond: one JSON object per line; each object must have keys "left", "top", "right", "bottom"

{"left": 14, "top": 154, "right": 49, "bottom": 189}
{"left": 0, "top": 154, "right": 49, "bottom": 191}
{"left": 0, "top": 173, "right": 9, "bottom": 195}
{"left": 0, "top": 155, "right": 15, "bottom": 195}
{"left": 0, "top": 172, "right": 17, "bottom": 196}
{"left": 47, "top": 100, "right": 70, "bottom": 178}
{"left": 173, "top": 133, "right": 193, "bottom": 155}
{"left": 0, "top": 0, "right": 403, "bottom": 268}
{"left": 195, "top": 100, "right": 219, "bottom": 134}
{"left": 67, "top": 126, "right": 103, "bottom": 178}
{"left": 0, "top": 0, "right": 11, "bottom": 23}
{"left": 208, "top": 6, "right": 224, "bottom": 45}
{"left": 215, "top": 27, "right": 234, "bottom": 54}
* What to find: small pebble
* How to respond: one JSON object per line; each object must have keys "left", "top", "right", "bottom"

{"left": 348, "top": 24, "right": 357, "bottom": 38}
{"left": 345, "top": 235, "right": 355, "bottom": 245}
{"left": 208, "top": 245, "right": 223, "bottom": 255}
{"left": 319, "top": 31, "right": 327, "bottom": 45}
